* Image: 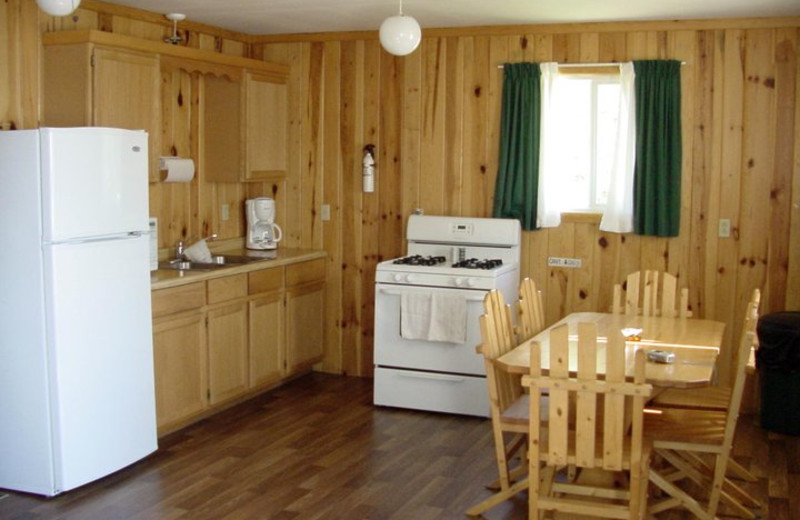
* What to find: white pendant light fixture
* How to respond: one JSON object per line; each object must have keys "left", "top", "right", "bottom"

{"left": 379, "top": 0, "right": 421, "bottom": 56}
{"left": 36, "top": 0, "right": 81, "bottom": 16}
{"left": 164, "top": 13, "right": 187, "bottom": 45}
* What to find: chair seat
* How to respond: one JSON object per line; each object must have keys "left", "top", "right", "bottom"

{"left": 645, "top": 408, "right": 727, "bottom": 445}
{"left": 501, "top": 394, "right": 551, "bottom": 428}
{"left": 650, "top": 386, "right": 732, "bottom": 411}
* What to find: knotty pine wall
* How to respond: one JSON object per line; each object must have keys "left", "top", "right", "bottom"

{"left": 2, "top": 0, "right": 799, "bottom": 383}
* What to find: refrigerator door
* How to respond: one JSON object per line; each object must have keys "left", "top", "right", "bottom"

{"left": 40, "top": 127, "right": 149, "bottom": 242}
{"left": 44, "top": 233, "right": 157, "bottom": 493}
{"left": 0, "top": 130, "right": 57, "bottom": 495}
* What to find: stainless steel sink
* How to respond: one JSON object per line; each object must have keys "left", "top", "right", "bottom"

{"left": 159, "top": 254, "right": 264, "bottom": 271}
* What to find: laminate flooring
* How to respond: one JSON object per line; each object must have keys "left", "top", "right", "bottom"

{"left": 1, "top": 373, "right": 797, "bottom": 520}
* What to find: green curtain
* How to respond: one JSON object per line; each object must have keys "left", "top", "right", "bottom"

{"left": 633, "top": 60, "right": 682, "bottom": 237}
{"left": 493, "top": 63, "right": 540, "bottom": 230}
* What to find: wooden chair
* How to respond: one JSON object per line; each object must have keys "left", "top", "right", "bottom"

{"left": 466, "top": 290, "right": 529, "bottom": 516}
{"left": 648, "top": 289, "right": 762, "bottom": 485}
{"left": 517, "top": 277, "right": 546, "bottom": 341}
{"left": 522, "top": 322, "right": 653, "bottom": 520}
{"left": 646, "top": 289, "right": 762, "bottom": 520}
{"left": 612, "top": 270, "right": 692, "bottom": 318}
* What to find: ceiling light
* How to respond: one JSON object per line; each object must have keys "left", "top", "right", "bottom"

{"left": 379, "top": 0, "right": 421, "bottom": 56}
{"left": 164, "top": 13, "right": 186, "bottom": 45}
{"left": 36, "top": 0, "right": 80, "bottom": 16}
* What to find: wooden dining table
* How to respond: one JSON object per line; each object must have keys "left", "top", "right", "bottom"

{"left": 496, "top": 312, "right": 726, "bottom": 389}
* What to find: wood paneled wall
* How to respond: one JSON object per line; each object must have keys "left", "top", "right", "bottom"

{"left": 254, "top": 21, "right": 800, "bottom": 384}
{"left": 2, "top": 0, "right": 799, "bottom": 382}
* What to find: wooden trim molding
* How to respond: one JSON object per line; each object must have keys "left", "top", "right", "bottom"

{"left": 42, "top": 30, "right": 289, "bottom": 76}
{"left": 251, "top": 16, "right": 800, "bottom": 44}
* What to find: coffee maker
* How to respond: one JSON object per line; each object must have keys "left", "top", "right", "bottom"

{"left": 246, "top": 197, "right": 283, "bottom": 250}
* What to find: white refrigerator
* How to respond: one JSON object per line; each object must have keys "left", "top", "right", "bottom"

{"left": 0, "top": 127, "right": 157, "bottom": 496}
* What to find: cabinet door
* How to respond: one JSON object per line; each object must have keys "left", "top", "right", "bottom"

{"left": 245, "top": 72, "right": 288, "bottom": 180}
{"left": 207, "top": 301, "right": 249, "bottom": 405}
{"left": 92, "top": 47, "right": 161, "bottom": 181}
{"left": 286, "top": 281, "right": 325, "bottom": 374}
{"left": 153, "top": 311, "right": 207, "bottom": 431}
{"left": 203, "top": 74, "right": 242, "bottom": 183}
{"left": 249, "top": 292, "right": 285, "bottom": 388}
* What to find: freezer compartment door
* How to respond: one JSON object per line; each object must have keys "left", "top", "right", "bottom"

{"left": 40, "top": 127, "right": 149, "bottom": 242}
{"left": 44, "top": 234, "right": 157, "bottom": 493}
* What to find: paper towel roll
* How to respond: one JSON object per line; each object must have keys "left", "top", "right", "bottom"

{"left": 160, "top": 157, "right": 195, "bottom": 183}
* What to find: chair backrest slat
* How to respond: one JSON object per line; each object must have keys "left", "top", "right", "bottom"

{"left": 575, "top": 322, "right": 598, "bottom": 467}
{"left": 613, "top": 269, "right": 692, "bottom": 318}
{"left": 547, "top": 323, "right": 570, "bottom": 466}
{"left": 723, "top": 289, "right": 761, "bottom": 450}
{"left": 479, "top": 290, "right": 521, "bottom": 415}
{"left": 518, "top": 277, "right": 546, "bottom": 341}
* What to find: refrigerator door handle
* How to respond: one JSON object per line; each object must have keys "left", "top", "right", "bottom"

{"left": 52, "top": 233, "right": 145, "bottom": 246}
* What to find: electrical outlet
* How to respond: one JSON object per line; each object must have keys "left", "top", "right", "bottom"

{"left": 718, "top": 218, "right": 731, "bottom": 238}
{"left": 221, "top": 203, "right": 230, "bottom": 221}
{"left": 321, "top": 204, "right": 331, "bottom": 221}
{"left": 548, "top": 257, "right": 582, "bottom": 268}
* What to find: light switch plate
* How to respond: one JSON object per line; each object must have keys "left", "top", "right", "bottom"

{"left": 718, "top": 218, "right": 731, "bottom": 238}
{"left": 221, "top": 203, "right": 230, "bottom": 221}
{"left": 321, "top": 204, "right": 331, "bottom": 221}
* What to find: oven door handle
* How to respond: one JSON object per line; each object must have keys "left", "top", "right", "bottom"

{"left": 377, "top": 287, "right": 485, "bottom": 302}
{"left": 394, "top": 371, "right": 468, "bottom": 383}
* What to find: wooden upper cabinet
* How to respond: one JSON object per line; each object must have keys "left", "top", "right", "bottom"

{"left": 203, "top": 74, "right": 243, "bottom": 183}
{"left": 244, "top": 72, "right": 288, "bottom": 181}
{"left": 43, "top": 44, "right": 161, "bottom": 181}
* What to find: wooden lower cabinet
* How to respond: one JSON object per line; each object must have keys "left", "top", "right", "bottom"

{"left": 152, "top": 310, "right": 207, "bottom": 428}
{"left": 249, "top": 292, "right": 284, "bottom": 388}
{"left": 286, "top": 280, "right": 325, "bottom": 374}
{"left": 152, "top": 258, "right": 325, "bottom": 435}
{"left": 207, "top": 301, "right": 249, "bottom": 405}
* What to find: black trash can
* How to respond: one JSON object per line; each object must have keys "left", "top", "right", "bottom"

{"left": 756, "top": 311, "right": 800, "bottom": 435}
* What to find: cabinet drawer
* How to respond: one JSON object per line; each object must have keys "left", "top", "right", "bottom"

{"left": 152, "top": 282, "right": 205, "bottom": 317}
{"left": 286, "top": 258, "right": 325, "bottom": 287}
{"left": 248, "top": 267, "right": 284, "bottom": 295}
{"left": 207, "top": 274, "right": 248, "bottom": 305}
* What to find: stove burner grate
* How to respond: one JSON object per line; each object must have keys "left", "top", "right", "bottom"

{"left": 392, "top": 255, "right": 447, "bottom": 266}
{"left": 452, "top": 258, "right": 504, "bottom": 270}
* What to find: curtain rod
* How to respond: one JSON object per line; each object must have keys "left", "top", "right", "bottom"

{"left": 497, "top": 61, "right": 686, "bottom": 69}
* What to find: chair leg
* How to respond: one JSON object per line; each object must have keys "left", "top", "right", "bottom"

{"left": 466, "top": 478, "right": 529, "bottom": 517}
{"left": 679, "top": 451, "right": 761, "bottom": 511}
{"left": 656, "top": 449, "right": 758, "bottom": 519}
{"left": 649, "top": 468, "right": 715, "bottom": 520}
{"left": 727, "top": 457, "right": 758, "bottom": 482}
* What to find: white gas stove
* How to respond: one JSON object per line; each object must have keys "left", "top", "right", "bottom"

{"left": 373, "top": 215, "right": 521, "bottom": 417}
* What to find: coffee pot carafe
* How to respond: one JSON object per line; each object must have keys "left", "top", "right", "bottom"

{"left": 246, "top": 198, "right": 283, "bottom": 250}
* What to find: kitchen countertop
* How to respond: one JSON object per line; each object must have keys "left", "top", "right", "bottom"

{"left": 150, "top": 248, "right": 326, "bottom": 290}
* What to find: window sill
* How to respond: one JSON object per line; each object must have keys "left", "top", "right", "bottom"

{"left": 561, "top": 212, "right": 603, "bottom": 225}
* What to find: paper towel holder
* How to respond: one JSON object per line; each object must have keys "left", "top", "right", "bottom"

{"left": 159, "top": 156, "right": 195, "bottom": 183}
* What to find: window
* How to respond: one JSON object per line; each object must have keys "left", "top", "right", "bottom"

{"left": 494, "top": 60, "right": 680, "bottom": 235}
{"left": 547, "top": 74, "right": 621, "bottom": 211}
{"left": 538, "top": 62, "right": 636, "bottom": 231}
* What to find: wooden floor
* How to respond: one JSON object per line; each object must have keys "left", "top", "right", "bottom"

{"left": 1, "top": 373, "right": 797, "bottom": 520}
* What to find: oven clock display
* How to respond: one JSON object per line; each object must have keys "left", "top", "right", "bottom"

{"left": 451, "top": 223, "right": 474, "bottom": 237}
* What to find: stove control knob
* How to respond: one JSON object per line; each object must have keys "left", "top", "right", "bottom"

{"left": 454, "top": 278, "right": 464, "bottom": 287}
{"left": 465, "top": 278, "right": 476, "bottom": 287}
{"left": 393, "top": 274, "right": 404, "bottom": 282}
{"left": 407, "top": 274, "right": 418, "bottom": 283}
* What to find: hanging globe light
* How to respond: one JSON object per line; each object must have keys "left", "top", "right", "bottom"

{"left": 379, "top": 0, "right": 421, "bottom": 56}
{"left": 36, "top": 0, "right": 81, "bottom": 16}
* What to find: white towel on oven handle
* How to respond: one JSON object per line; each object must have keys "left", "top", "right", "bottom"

{"left": 400, "top": 291, "right": 467, "bottom": 344}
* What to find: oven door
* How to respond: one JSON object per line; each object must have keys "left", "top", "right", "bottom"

{"left": 374, "top": 283, "right": 486, "bottom": 375}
